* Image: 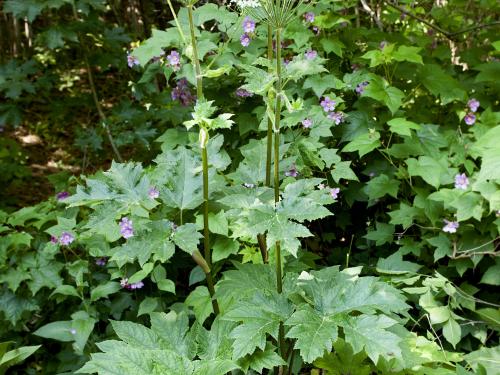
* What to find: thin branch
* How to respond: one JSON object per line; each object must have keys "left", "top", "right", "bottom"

{"left": 384, "top": 0, "right": 451, "bottom": 39}
{"left": 360, "top": 0, "right": 384, "bottom": 30}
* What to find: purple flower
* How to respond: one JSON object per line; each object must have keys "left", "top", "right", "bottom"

{"left": 304, "top": 12, "right": 315, "bottom": 23}
{"left": 242, "top": 16, "right": 256, "bottom": 33}
{"left": 355, "top": 81, "right": 369, "bottom": 95}
{"left": 236, "top": 87, "right": 253, "bottom": 97}
{"left": 148, "top": 187, "right": 160, "bottom": 199}
{"left": 305, "top": 49, "right": 317, "bottom": 60}
{"left": 119, "top": 217, "right": 134, "bottom": 239}
{"left": 240, "top": 33, "right": 251, "bottom": 47}
{"left": 285, "top": 164, "right": 298, "bottom": 178}
{"left": 464, "top": 113, "right": 476, "bottom": 126}
{"left": 467, "top": 98, "right": 480, "bottom": 113}
{"left": 312, "top": 26, "right": 320, "bottom": 35}
{"left": 302, "top": 118, "right": 313, "bottom": 128}
{"left": 171, "top": 78, "right": 196, "bottom": 106}
{"left": 166, "top": 50, "right": 181, "bottom": 71}
{"left": 95, "top": 257, "right": 108, "bottom": 266}
{"left": 56, "top": 191, "right": 70, "bottom": 201}
{"left": 127, "top": 52, "right": 140, "bottom": 68}
{"left": 330, "top": 187, "right": 340, "bottom": 199}
{"left": 50, "top": 236, "right": 58, "bottom": 244}
{"left": 442, "top": 219, "right": 459, "bottom": 233}
{"left": 454, "top": 173, "right": 469, "bottom": 190}
{"left": 129, "top": 281, "right": 144, "bottom": 290}
{"left": 379, "top": 40, "right": 388, "bottom": 50}
{"left": 59, "top": 232, "right": 75, "bottom": 246}
{"left": 328, "top": 111, "right": 344, "bottom": 125}
{"left": 320, "top": 97, "right": 336, "bottom": 112}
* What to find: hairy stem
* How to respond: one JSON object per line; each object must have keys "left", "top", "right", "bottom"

{"left": 257, "top": 24, "right": 275, "bottom": 265}
{"left": 274, "top": 27, "right": 285, "bottom": 359}
{"left": 188, "top": 4, "right": 203, "bottom": 99}
{"left": 202, "top": 146, "right": 220, "bottom": 314}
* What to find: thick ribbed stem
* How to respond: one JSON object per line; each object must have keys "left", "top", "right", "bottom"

{"left": 274, "top": 27, "right": 285, "bottom": 359}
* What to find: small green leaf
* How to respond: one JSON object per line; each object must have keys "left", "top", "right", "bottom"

{"left": 90, "top": 281, "right": 121, "bottom": 302}
{"left": 442, "top": 318, "right": 461, "bottom": 348}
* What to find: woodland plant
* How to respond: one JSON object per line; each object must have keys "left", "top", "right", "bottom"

{"left": 0, "top": 0, "right": 499, "bottom": 374}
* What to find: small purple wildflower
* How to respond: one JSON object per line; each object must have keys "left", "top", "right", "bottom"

{"left": 50, "top": 236, "right": 58, "bottom": 244}
{"left": 320, "top": 97, "right": 336, "bottom": 112}
{"left": 443, "top": 220, "right": 459, "bottom": 233}
{"left": 454, "top": 173, "right": 469, "bottom": 190}
{"left": 148, "top": 187, "right": 160, "bottom": 199}
{"left": 464, "top": 113, "right": 476, "bottom": 126}
{"left": 304, "top": 12, "right": 315, "bottom": 23}
{"left": 379, "top": 40, "right": 388, "bottom": 50}
{"left": 305, "top": 49, "right": 317, "bottom": 60}
{"left": 285, "top": 164, "right": 298, "bottom": 178}
{"left": 240, "top": 33, "right": 251, "bottom": 47}
{"left": 467, "top": 98, "right": 480, "bottom": 113}
{"left": 127, "top": 52, "right": 140, "bottom": 68}
{"left": 312, "top": 26, "right": 320, "bottom": 35}
{"left": 356, "top": 81, "right": 369, "bottom": 95}
{"left": 171, "top": 223, "right": 178, "bottom": 232}
{"left": 242, "top": 17, "right": 256, "bottom": 33}
{"left": 302, "top": 118, "right": 313, "bottom": 128}
{"left": 56, "top": 191, "right": 70, "bottom": 201}
{"left": 129, "top": 281, "right": 144, "bottom": 290}
{"left": 236, "top": 87, "right": 253, "bottom": 97}
{"left": 95, "top": 257, "right": 108, "bottom": 266}
{"left": 330, "top": 187, "right": 340, "bottom": 199}
{"left": 166, "top": 50, "right": 181, "bottom": 71}
{"left": 59, "top": 232, "right": 75, "bottom": 246}
{"left": 119, "top": 217, "right": 134, "bottom": 239}
{"left": 171, "top": 78, "right": 196, "bottom": 106}
{"left": 69, "top": 329, "right": 77, "bottom": 335}
{"left": 328, "top": 111, "right": 344, "bottom": 125}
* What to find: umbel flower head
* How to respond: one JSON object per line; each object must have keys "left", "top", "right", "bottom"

{"left": 233, "top": 0, "right": 308, "bottom": 29}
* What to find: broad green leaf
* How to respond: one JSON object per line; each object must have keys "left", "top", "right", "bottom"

{"left": 363, "top": 174, "right": 400, "bottom": 200}
{"left": 342, "top": 315, "right": 402, "bottom": 364}
{"left": 406, "top": 156, "right": 455, "bottom": 189}
{"left": 393, "top": 45, "right": 423, "bottom": 64}
{"left": 364, "top": 222, "right": 395, "bottom": 246}
{"left": 238, "top": 344, "right": 285, "bottom": 373}
{"left": 186, "top": 286, "right": 213, "bottom": 325}
{"left": 314, "top": 339, "right": 372, "bottom": 375}
{"left": 376, "top": 251, "right": 421, "bottom": 275}
{"left": 321, "top": 38, "right": 345, "bottom": 57}
{"left": 33, "top": 320, "right": 74, "bottom": 342}
{"left": 224, "top": 291, "right": 293, "bottom": 359}
{"left": 285, "top": 306, "right": 339, "bottom": 363}
{"left": 442, "top": 318, "right": 461, "bottom": 348}
{"left": 465, "top": 346, "right": 500, "bottom": 375}
{"left": 90, "top": 282, "right": 122, "bottom": 302}
{"left": 387, "top": 118, "right": 421, "bottom": 136}
{"left": 331, "top": 161, "right": 359, "bottom": 182}
{"left": 363, "top": 76, "right": 404, "bottom": 114}
{"left": 342, "top": 131, "right": 381, "bottom": 157}
{"left": 172, "top": 223, "right": 202, "bottom": 255}
{"left": 418, "top": 64, "right": 466, "bottom": 104}
{"left": 0, "top": 344, "right": 40, "bottom": 371}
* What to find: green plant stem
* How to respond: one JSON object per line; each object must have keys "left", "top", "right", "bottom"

{"left": 187, "top": 2, "right": 218, "bottom": 315}
{"left": 187, "top": 4, "right": 203, "bottom": 99}
{"left": 265, "top": 24, "right": 273, "bottom": 187}
{"left": 165, "top": 0, "right": 187, "bottom": 43}
{"left": 202, "top": 140, "right": 220, "bottom": 315}
{"left": 257, "top": 24, "right": 274, "bottom": 265}
{"left": 274, "top": 27, "right": 285, "bottom": 360}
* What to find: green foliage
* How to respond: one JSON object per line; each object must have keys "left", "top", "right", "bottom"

{"left": 1, "top": 0, "right": 499, "bottom": 373}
